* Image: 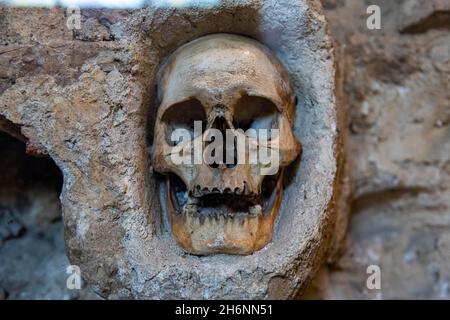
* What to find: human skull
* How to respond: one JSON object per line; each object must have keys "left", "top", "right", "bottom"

{"left": 152, "top": 34, "right": 301, "bottom": 255}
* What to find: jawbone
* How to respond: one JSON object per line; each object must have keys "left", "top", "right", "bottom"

{"left": 166, "top": 174, "right": 283, "bottom": 255}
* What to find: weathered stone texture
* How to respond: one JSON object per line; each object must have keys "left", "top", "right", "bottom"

{"left": 2, "top": 0, "right": 449, "bottom": 300}
{"left": 0, "top": 133, "right": 99, "bottom": 299}
{"left": 305, "top": 0, "right": 450, "bottom": 299}
{"left": 1, "top": 1, "right": 341, "bottom": 299}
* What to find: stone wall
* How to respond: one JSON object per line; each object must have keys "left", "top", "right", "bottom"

{"left": 0, "top": 132, "right": 98, "bottom": 299}
{"left": 305, "top": 0, "right": 450, "bottom": 299}
{"left": 0, "top": 0, "right": 449, "bottom": 299}
{"left": 1, "top": 0, "right": 340, "bottom": 299}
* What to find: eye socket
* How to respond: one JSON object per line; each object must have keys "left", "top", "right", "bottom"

{"left": 162, "top": 98, "right": 207, "bottom": 146}
{"left": 233, "top": 96, "right": 279, "bottom": 139}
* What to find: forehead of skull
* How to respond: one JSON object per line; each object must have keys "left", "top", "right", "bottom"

{"left": 157, "top": 34, "right": 293, "bottom": 114}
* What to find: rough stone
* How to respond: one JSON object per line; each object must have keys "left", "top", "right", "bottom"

{"left": 304, "top": 0, "right": 450, "bottom": 299}
{"left": 0, "top": 133, "right": 99, "bottom": 300}
{"left": 0, "top": 1, "right": 341, "bottom": 299}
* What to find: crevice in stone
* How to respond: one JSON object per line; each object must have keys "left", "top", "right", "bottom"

{"left": 0, "top": 132, "right": 95, "bottom": 299}
{"left": 351, "top": 186, "right": 430, "bottom": 214}
{"left": 400, "top": 11, "right": 450, "bottom": 34}
{"left": 0, "top": 116, "right": 48, "bottom": 157}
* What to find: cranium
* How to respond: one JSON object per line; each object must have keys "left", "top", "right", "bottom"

{"left": 152, "top": 34, "right": 301, "bottom": 255}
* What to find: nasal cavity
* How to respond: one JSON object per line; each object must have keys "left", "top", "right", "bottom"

{"left": 207, "top": 116, "right": 237, "bottom": 169}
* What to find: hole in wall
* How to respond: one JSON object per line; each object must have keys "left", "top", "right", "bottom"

{"left": 0, "top": 132, "right": 98, "bottom": 300}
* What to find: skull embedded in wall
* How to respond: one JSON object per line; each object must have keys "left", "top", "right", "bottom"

{"left": 152, "top": 34, "right": 301, "bottom": 255}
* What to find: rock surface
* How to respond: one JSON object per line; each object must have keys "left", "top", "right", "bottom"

{"left": 0, "top": 1, "right": 341, "bottom": 299}
{"left": 305, "top": 0, "right": 450, "bottom": 299}
{"left": 2, "top": 0, "right": 448, "bottom": 300}
{"left": 0, "top": 133, "right": 99, "bottom": 299}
